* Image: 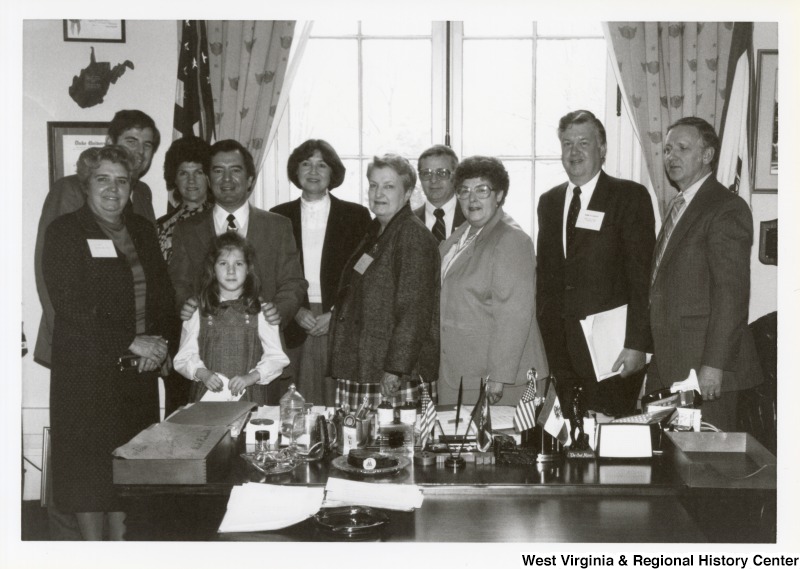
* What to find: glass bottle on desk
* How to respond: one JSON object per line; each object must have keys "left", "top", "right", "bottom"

{"left": 377, "top": 395, "right": 395, "bottom": 426}
{"left": 399, "top": 389, "right": 416, "bottom": 425}
{"left": 280, "top": 383, "right": 306, "bottom": 439}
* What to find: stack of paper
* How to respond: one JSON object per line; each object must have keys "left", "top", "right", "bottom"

{"left": 580, "top": 304, "right": 627, "bottom": 381}
{"left": 323, "top": 477, "right": 423, "bottom": 511}
{"left": 218, "top": 483, "right": 325, "bottom": 532}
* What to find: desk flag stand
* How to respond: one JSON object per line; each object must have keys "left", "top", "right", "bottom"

{"left": 515, "top": 369, "right": 564, "bottom": 462}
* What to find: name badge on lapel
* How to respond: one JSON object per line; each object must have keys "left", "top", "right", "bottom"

{"left": 87, "top": 239, "right": 117, "bottom": 258}
{"left": 575, "top": 210, "right": 604, "bottom": 231}
{"left": 353, "top": 253, "right": 374, "bottom": 274}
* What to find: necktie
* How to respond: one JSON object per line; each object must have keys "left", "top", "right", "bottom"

{"left": 566, "top": 186, "right": 582, "bottom": 255}
{"left": 226, "top": 213, "right": 237, "bottom": 232}
{"left": 432, "top": 208, "right": 446, "bottom": 242}
{"left": 650, "top": 193, "right": 686, "bottom": 287}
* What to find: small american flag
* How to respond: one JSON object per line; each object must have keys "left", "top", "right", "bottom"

{"left": 513, "top": 369, "right": 538, "bottom": 433}
{"left": 419, "top": 382, "right": 437, "bottom": 449}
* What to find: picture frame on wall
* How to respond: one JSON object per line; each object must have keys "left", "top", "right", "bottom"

{"left": 47, "top": 122, "right": 109, "bottom": 188}
{"left": 753, "top": 49, "right": 778, "bottom": 193}
{"left": 63, "top": 20, "right": 126, "bottom": 43}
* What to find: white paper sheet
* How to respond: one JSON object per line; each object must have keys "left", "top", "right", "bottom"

{"left": 200, "top": 373, "right": 244, "bottom": 402}
{"left": 218, "top": 483, "right": 325, "bottom": 533}
{"left": 580, "top": 304, "right": 627, "bottom": 381}
{"left": 323, "top": 477, "right": 423, "bottom": 511}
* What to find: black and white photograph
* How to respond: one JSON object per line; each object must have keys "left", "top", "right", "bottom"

{"left": 4, "top": 1, "right": 799, "bottom": 568}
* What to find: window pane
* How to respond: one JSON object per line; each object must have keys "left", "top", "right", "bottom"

{"left": 361, "top": 21, "right": 432, "bottom": 36}
{"left": 502, "top": 160, "right": 533, "bottom": 237}
{"left": 537, "top": 22, "right": 603, "bottom": 37}
{"left": 309, "top": 20, "right": 358, "bottom": 36}
{"left": 535, "top": 39, "right": 606, "bottom": 156}
{"left": 363, "top": 40, "right": 431, "bottom": 156}
{"left": 289, "top": 40, "right": 359, "bottom": 154}
{"left": 533, "top": 159, "right": 566, "bottom": 241}
{"left": 463, "top": 40, "right": 532, "bottom": 156}
{"left": 335, "top": 159, "right": 364, "bottom": 207}
{"left": 463, "top": 21, "right": 533, "bottom": 37}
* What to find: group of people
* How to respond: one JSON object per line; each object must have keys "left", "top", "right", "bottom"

{"left": 33, "top": 107, "right": 761, "bottom": 540}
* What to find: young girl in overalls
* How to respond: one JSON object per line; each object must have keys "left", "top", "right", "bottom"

{"left": 174, "top": 232, "right": 289, "bottom": 403}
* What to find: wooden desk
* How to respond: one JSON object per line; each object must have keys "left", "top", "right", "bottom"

{"left": 117, "top": 451, "right": 775, "bottom": 543}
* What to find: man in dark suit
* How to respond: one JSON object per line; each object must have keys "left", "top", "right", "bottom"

{"left": 649, "top": 117, "right": 762, "bottom": 431}
{"left": 169, "top": 139, "right": 307, "bottom": 402}
{"left": 537, "top": 110, "right": 656, "bottom": 416}
{"left": 34, "top": 109, "right": 160, "bottom": 368}
{"left": 414, "top": 145, "right": 465, "bottom": 242}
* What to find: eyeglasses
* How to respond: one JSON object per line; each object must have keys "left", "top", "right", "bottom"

{"left": 418, "top": 168, "right": 452, "bottom": 181}
{"left": 456, "top": 184, "right": 494, "bottom": 199}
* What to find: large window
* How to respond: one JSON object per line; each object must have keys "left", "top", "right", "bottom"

{"left": 261, "top": 21, "right": 633, "bottom": 238}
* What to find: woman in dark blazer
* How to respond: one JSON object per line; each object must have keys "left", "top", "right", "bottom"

{"left": 328, "top": 153, "right": 440, "bottom": 410}
{"left": 42, "top": 146, "right": 173, "bottom": 540}
{"left": 270, "top": 139, "right": 371, "bottom": 406}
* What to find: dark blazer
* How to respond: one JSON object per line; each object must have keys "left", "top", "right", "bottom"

{"left": 439, "top": 207, "right": 549, "bottom": 391}
{"left": 413, "top": 200, "right": 467, "bottom": 236}
{"left": 33, "top": 175, "right": 155, "bottom": 367}
{"left": 329, "top": 204, "right": 440, "bottom": 383}
{"left": 168, "top": 206, "right": 308, "bottom": 328}
{"left": 536, "top": 170, "right": 656, "bottom": 378}
{"left": 649, "top": 176, "right": 762, "bottom": 393}
{"left": 270, "top": 194, "right": 372, "bottom": 348}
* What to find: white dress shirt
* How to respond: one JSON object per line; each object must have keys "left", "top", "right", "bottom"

{"left": 173, "top": 310, "right": 290, "bottom": 384}
{"left": 301, "top": 192, "right": 331, "bottom": 303}
{"left": 562, "top": 169, "right": 601, "bottom": 257}
{"left": 213, "top": 202, "right": 251, "bottom": 237}
{"left": 424, "top": 195, "right": 459, "bottom": 238}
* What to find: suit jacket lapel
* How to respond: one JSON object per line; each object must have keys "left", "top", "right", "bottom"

{"left": 320, "top": 195, "right": 343, "bottom": 281}
{"left": 551, "top": 182, "right": 568, "bottom": 261}
{"left": 656, "top": 177, "right": 717, "bottom": 272}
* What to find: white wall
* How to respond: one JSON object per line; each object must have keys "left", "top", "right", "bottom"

{"left": 21, "top": 20, "right": 178, "bottom": 499}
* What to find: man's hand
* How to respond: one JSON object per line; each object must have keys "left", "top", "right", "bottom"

{"left": 380, "top": 372, "right": 402, "bottom": 399}
{"left": 159, "top": 353, "right": 173, "bottom": 377}
{"left": 485, "top": 380, "right": 504, "bottom": 405}
{"left": 180, "top": 297, "right": 199, "bottom": 321}
{"left": 611, "top": 348, "right": 646, "bottom": 378}
{"left": 294, "top": 307, "right": 316, "bottom": 331}
{"left": 698, "top": 365, "right": 723, "bottom": 401}
{"left": 308, "top": 312, "right": 332, "bottom": 337}
{"left": 260, "top": 301, "right": 281, "bottom": 327}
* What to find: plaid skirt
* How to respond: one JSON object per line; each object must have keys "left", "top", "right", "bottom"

{"left": 335, "top": 378, "right": 438, "bottom": 412}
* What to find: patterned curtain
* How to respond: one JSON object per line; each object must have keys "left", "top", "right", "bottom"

{"left": 606, "top": 23, "right": 734, "bottom": 219}
{"left": 206, "top": 21, "right": 296, "bottom": 175}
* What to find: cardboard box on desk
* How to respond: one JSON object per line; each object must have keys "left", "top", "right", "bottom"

{"left": 113, "top": 402, "right": 256, "bottom": 485}
{"left": 665, "top": 432, "right": 776, "bottom": 490}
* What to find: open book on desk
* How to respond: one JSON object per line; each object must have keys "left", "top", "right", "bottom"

{"left": 580, "top": 304, "right": 627, "bottom": 381}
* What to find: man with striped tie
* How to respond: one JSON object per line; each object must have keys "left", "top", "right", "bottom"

{"left": 414, "top": 145, "right": 465, "bottom": 242}
{"left": 648, "top": 117, "right": 762, "bottom": 431}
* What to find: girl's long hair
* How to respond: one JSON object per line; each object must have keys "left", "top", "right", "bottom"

{"left": 198, "top": 232, "right": 262, "bottom": 316}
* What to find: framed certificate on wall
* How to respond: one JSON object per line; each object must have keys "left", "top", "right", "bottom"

{"left": 47, "top": 122, "right": 109, "bottom": 187}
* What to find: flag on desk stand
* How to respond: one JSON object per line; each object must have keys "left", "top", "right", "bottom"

{"left": 418, "top": 381, "right": 437, "bottom": 449}
{"left": 513, "top": 369, "right": 538, "bottom": 433}
{"left": 174, "top": 20, "right": 215, "bottom": 142}
{"left": 470, "top": 378, "right": 493, "bottom": 452}
{"left": 536, "top": 379, "right": 569, "bottom": 445}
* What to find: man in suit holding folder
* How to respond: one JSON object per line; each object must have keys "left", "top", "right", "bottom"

{"left": 649, "top": 117, "right": 762, "bottom": 431}
{"left": 537, "top": 110, "right": 656, "bottom": 416}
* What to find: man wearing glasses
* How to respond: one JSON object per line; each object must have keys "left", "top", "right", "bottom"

{"left": 536, "top": 110, "right": 656, "bottom": 418}
{"left": 414, "top": 145, "right": 465, "bottom": 242}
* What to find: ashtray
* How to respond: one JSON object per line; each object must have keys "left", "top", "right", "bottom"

{"left": 240, "top": 451, "right": 297, "bottom": 475}
{"left": 313, "top": 506, "right": 389, "bottom": 539}
{"left": 331, "top": 454, "right": 410, "bottom": 476}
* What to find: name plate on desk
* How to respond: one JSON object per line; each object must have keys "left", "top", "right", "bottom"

{"left": 596, "top": 424, "right": 653, "bottom": 458}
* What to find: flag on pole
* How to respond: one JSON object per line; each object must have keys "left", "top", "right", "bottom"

{"left": 470, "top": 378, "right": 493, "bottom": 452}
{"left": 536, "top": 380, "right": 569, "bottom": 445}
{"left": 513, "top": 370, "right": 538, "bottom": 433}
{"left": 418, "top": 382, "right": 437, "bottom": 449}
{"left": 174, "top": 20, "right": 215, "bottom": 142}
{"left": 717, "top": 23, "right": 754, "bottom": 205}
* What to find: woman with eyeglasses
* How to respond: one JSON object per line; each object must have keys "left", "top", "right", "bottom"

{"left": 270, "top": 139, "right": 371, "bottom": 406}
{"left": 438, "top": 156, "right": 549, "bottom": 405}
